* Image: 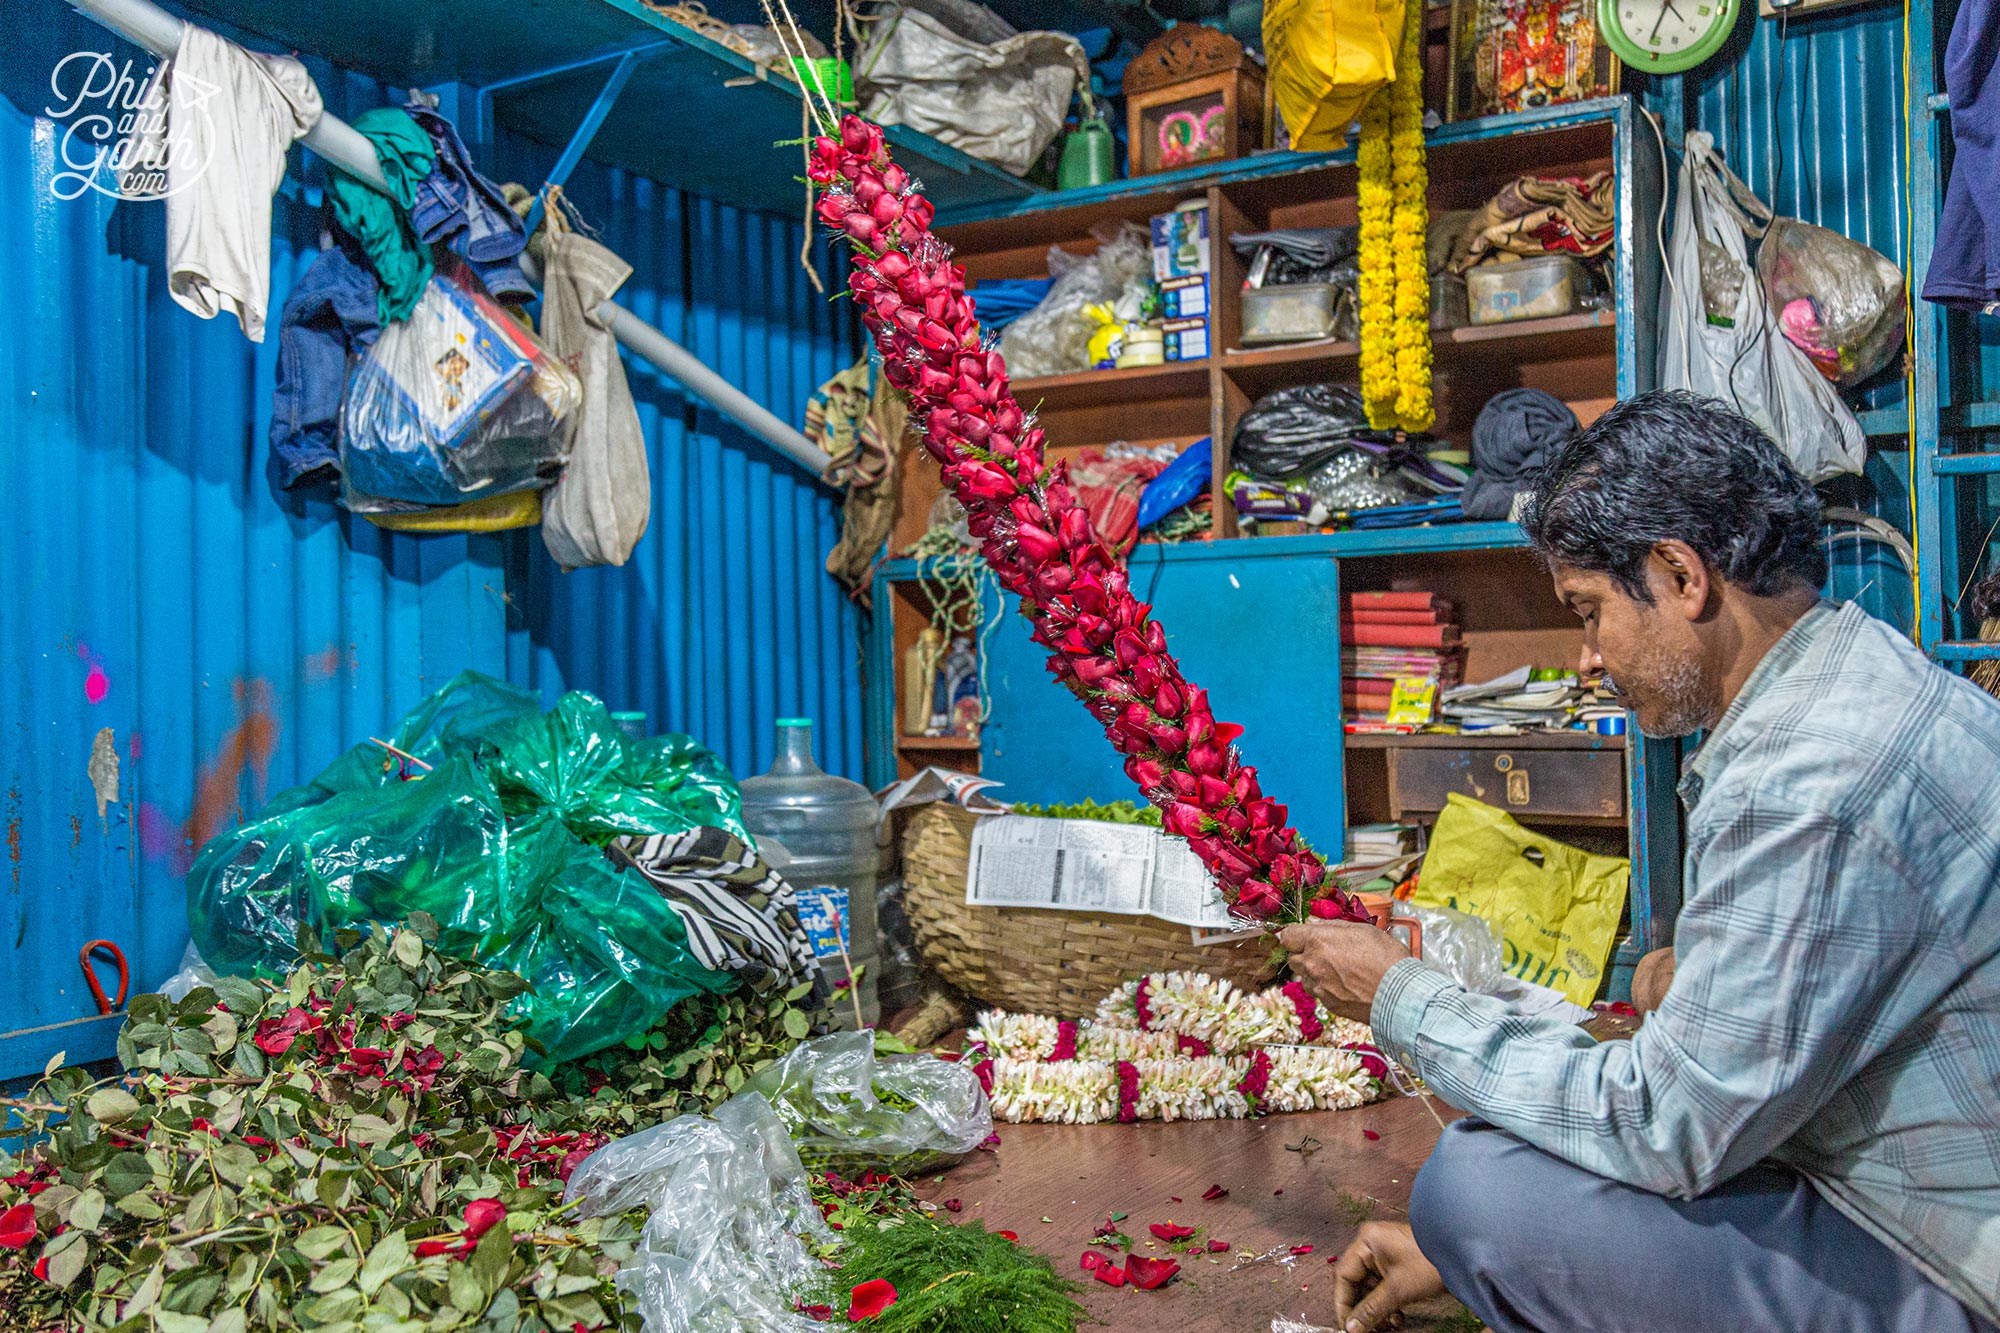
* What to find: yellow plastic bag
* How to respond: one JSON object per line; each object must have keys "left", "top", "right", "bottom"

{"left": 1262, "top": 0, "right": 1408, "bottom": 151}
{"left": 363, "top": 488, "right": 543, "bottom": 533}
{"left": 1410, "top": 794, "right": 1629, "bottom": 1007}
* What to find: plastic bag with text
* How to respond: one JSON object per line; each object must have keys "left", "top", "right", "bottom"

{"left": 1409, "top": 794, "right": 1629, "bottom": 1008}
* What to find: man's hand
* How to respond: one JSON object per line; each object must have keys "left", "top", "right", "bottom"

{"left": 1277, "top": 921, "right": 1411, "bottom": 1023}
{"left": 1332, "top": 1222, "right": 1446, "bottom": 1332}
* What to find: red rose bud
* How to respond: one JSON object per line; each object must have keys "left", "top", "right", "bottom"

{"left": 463, "top": 1198, "right": 507, "bottom": 1241}
{"left": 1144, "top": 621, "right": 1168, "bottom": 654}
{"left": 846, "top": 215, "right": 878, "bottom": 247}
{"left": 1236, "top": 881, "right": 1282, "bottom": 918}
{"left": 1211, "top": 842, "right": 1256, "bottom": 887}
{"left": 1271, "top": 853, "right": 1301, "bottom": 888}
{"left": 815, "top": 192, "right": 853, "bottom": 226}
{"left": 1154, "top": 682, "right": 1184, "bottom": 718}
{"left": 1126, "top": 757, "right": 1166, "bottom": 790}
{"left": 1164, "top": 771, "right": 1199, "bottom": 799}
{"left": 1249, "top": 829, "right": 1288, "bottom": 865}
{"left": 905, "top": 195, "right": 936, "bottom": 230}
{"left": 1113, "top": 630, "right": 1146, "bottom": 669}
{"left": 0, "top": 1202, "right": 38, "bottom": 1250}
{"left": 1188, "top": 740, "right": 1227, "bottom": 777}
{"left": 1307, "top": 897, "right": 1343, "bottom": 919}
{"left": 1120, "top": 702, "right": 1153, "bottom": 733}
{"left": 953, "top": 461, "right": 1018, "bottom": 501}
{"left": 853, "top": 175, "right": 884, "bottom": 208}
{"left": 1015, "top": 523, "right": 1061, "bottom": 563}
{"left": 1072, "top": 655, "right": 1120, "bottom": 687}
{"left": 1149, "top": 723, "right": 1188, "bottom": 755}
{"left": 1217, "top": 808, "right": 1250, "bottom": 836}
{"left": 1163, "top": 803, "right": 1206, "bottom": 838}
{"left": 882, "top": 162, "right": 909, "bottom": 193}
{"left": 1185, "top": 712, "right": 1213, "bottom": 746}
{"left": 1131, "top": 655, "right": 1161, "bottom": 695}
{"left": 1196, "top": 774, "right": 1233, "bottom": 808}
{"left": 875, "top": 250, "right": 910, "bottom": 279}
{"left": 1058, "top": 506, "right": 1091, "bottom": 550}
{"left": 1301, "top": 857, "right": 1326, "bottom": 887}
{"left": 841, "top": 116, "right": 878, "bottom": 155}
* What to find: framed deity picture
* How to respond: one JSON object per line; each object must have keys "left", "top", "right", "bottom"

{"left": 1447, "top": 0, "right": 1620, "bottom": 121}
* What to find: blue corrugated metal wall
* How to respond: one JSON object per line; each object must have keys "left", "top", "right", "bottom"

{"left": 1682, "top": 2, "right": 1919, "bottom": 631}
{"left": 0, "top": 5, "right": 861, "bottom": 1076}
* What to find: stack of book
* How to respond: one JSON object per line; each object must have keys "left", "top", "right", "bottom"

{"left": 1441, "top": 667, "right": 1626, "bottom": 734}
{"left": 1340, "top": 591, "right": 1466, "bottom": 728}
{"left": 1335, "top": 823, "right": 1422, "bottom": 892}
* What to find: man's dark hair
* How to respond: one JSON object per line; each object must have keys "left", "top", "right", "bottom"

{"left": 1517, "top": 390, "right": 1826, "bottom": 602}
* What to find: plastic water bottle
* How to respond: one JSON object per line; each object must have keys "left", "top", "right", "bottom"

{"left": 739, "top": 718, "right": 881, "bottom": 1028}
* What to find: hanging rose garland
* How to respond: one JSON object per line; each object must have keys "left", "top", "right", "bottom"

{"left": 1356, "top": 3, "right": 1434, "bottom": 432}
{"left": 809, "top": 119, "right": 1368, "bottom": 926}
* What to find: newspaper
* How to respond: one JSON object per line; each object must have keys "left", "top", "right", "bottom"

{"left": 965, "top": 815, "right": 1242, "bottom": 931}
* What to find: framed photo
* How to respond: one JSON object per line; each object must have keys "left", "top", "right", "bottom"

{"left": 1447, "top": 0, "right": 1620, "bottom": 122}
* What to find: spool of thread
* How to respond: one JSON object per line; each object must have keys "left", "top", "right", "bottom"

{"left": 1592, "top": 714, "right": 1628, "bottom": 736}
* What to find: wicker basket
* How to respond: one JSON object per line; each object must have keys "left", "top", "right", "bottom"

{"left": 900, "top": 804, "right": 1280, "bottom": 1016}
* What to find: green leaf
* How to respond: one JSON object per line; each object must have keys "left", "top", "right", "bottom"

{"left": 68, "top": 1187, "right": 106, "bottom": 1232}
{"left": 117, "top": 1189, "right": 164, "bottom": 1220}
{"left": 359, "top": 1230, "right": 411, "bottom": 1296}
{"left": 211, "top": 1143, "right": 258, "bottom": 1187}
{"left": 781, "top": 1009, "right": 810, "bottom": 1041}
{"left": 86, "top": 1087, "right": 142, "bottom": 1124}
{"left": 447, "top": 1261, "right": 487, "bottom": 1314}
{"left": 44, "top": 1236, "right": 89, "bottom": 1288}
{"left": 211, "top": 976, "right": 266, "bottom": 1014}
{"left": 294, "top": 1226, "right": 351, "bottom": 1261}
{"left": 153, "top": 1312, "right": 209, "bottom": 1333}
{"left": 302, "top": 1288, "right": 364, "bottom": 1324}
{"left": 348, "top": 1114, "right": 398, "bottom": 1147}
{"left": 209, "top": 1308, "right": 249, "bottom": 1333}
{"left": 393, "top": 930, "right": 425, "bottom": 968}
{"left": 310, "top": 1255, "right": 360, "bottom": 1293}
{"left": 105, "top": 1149, "right": 154, "bottom": 1198}
{"left": 44, "top": 1049, "right": 66, "bottom": 1078}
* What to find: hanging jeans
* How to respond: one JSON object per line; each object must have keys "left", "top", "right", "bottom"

{"left": 404, "top": 102, "right": 533, "bottom": 300}
{"left": 268, "top": 245, "right": 380, "bottom": 489}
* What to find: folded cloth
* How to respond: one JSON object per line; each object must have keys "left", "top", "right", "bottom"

{"left": 810, "top": 359, "right": 912, "bottom": 606}
{"left": 1461, "top": 388, "right": 1578, "bottom": 521}
{"left": 610, "top": 827, "right": 820, "bottom": 992}
{"left": 404, "top": 100, "right": 533, "bottom": 300}
{"left": 1454, "top": 172, "right": 1615, "bottom": 271}
{"left": 268, "top": 242, "right": 381, "bottom": 488}
{"left": 331, "top": 107, "right": 437, "bottom": 323}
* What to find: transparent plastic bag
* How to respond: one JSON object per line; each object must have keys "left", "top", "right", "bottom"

{"left": 1757, "top": 217, "right": 1906, "bottom": 385}
{"left": 999, "top": 224, "right": 1153, "bottom": 378}
{"left": 741, "top": 1031, "right": 993, "bottom": 1175}
{"left": 156, "top": 942, "right": 219, "bottom": 1002}
{"left": 1408, "top": 902, "right": 1505, "bottom": 994}
{"left": 563, "top": 1093, "right": 833, "bottom": 1333}
{"left": 340, "top": 257, "right": 580, "bottom": 509}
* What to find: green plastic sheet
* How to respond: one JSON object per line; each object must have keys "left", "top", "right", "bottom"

{"left": 186, "top": 672, "right": 749, "bottom": 1063}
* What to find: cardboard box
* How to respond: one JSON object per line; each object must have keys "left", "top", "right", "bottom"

{"left": 1162, "top": 315, "right": 1209, "bottom": 361}
{"left": 1159, "top": 274, "right": 1210, "bottom": 319}
{"left": 1151, "top": 204, "right": 1211, "bottom": 279}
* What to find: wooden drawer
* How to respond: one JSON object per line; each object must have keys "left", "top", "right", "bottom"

{"left": 1386, "top": 744, "right": 1626, "bottom": 822}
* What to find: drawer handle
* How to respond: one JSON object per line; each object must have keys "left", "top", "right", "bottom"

{"left": 1506, "top": 768, "right": 1531, "bottom": 806}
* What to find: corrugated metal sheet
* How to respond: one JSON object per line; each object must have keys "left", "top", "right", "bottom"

{"left": 498, "top": 146, "right": 866, "bottom": 783}
{"left": 1, "top": 6, "right": 861, "bottom": 1076}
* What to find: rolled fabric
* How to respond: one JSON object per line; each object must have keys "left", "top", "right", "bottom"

{"left": 1462, "top": 388, "right": 1579, "bottom": 521}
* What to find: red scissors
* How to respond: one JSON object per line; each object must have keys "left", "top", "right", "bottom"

{"left": 80, "top": 940, "right": 130, "bottom": 1015}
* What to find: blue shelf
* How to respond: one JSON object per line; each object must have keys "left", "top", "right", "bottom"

{"left": 878, "top": 522, "right": 1527, "bottom": 585}
{"left": 174, "top": 0, "right": 1039, "bottom": 218}
{"left": 933, "top": 96, "right": 1631, "bottom": 228}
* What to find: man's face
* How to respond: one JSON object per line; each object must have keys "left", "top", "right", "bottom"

{"left": 1552, "top": 562, "right": 1716, "bottom": 738}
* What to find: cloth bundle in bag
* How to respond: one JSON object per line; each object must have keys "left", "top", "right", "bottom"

{"left": 538, "top": 199, "right": 652, "bottom": 570}
{"left": 1658, "top": 132, "right": 1864, "bottom": 482}
{"left": 856, "top": 0, "right": 1088, "bottom": 176}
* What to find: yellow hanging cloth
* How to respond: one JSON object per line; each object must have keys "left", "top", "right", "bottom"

{"left": 1262, "top": 0, "right": 1409, "bottom": 152}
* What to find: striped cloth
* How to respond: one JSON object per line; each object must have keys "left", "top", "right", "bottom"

{"left": 611, "top": 828, "right": 820, "bottom": 992}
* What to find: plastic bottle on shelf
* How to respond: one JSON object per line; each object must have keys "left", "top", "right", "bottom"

{"left": 739, "top": 718, "right": 881, "bottom": 1028}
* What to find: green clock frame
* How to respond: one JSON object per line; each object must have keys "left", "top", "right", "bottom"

{"left": 1597, "top": 0, "right": 1740, "bottom": 75}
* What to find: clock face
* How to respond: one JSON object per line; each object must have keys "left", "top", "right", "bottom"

{"left": 1619, "top": 0, "right": 1715, "bottom": 55}
{"left": 1598, "top": 0, "right": 1737, "bottom": 75}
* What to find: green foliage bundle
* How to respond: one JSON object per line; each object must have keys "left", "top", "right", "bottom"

{"left": 1008, "top": 800, "right": 1162, "bottom": 827}
{"left": 826, "top": 1217, "right": 1085, "bottom": 1333}
{"left": 0, "top": 915, "right": 822, "bottom": 1332}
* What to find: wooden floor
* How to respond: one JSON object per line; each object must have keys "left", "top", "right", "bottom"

{"left": 912, "top": 1094, "right": 1476, "bottom": 1332}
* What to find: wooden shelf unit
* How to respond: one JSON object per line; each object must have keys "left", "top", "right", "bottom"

{"left": 865, "top": 96, "right": 1678, "bottom": 998}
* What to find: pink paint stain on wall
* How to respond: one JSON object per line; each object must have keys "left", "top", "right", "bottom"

{"left": 74, "top": 641, "right": 110, "bottom": 704}
{"left": 137, "top": 802, "right": 179, "bottom": 862}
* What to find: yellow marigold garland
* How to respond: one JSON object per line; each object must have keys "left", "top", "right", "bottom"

{"left": 1357, "top": 2, "right": 1434, "bottom": 432}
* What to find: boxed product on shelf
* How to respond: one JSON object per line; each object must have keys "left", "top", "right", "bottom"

{"left": 1159, "top": 273, "right": 1210, "bottom": 319}
{"left": 1162, "top": 315, "right": 1210, "bottom": 361}
{"left": 1467, "top": 254, "right": 1588, "bottom": 325}
{"left": 1151, "top": 203, "right": 1211, "bottom": 278}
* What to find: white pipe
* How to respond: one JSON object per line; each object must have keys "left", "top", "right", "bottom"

{"left": 67, "top": 0, "right": 833, "bottom": 482}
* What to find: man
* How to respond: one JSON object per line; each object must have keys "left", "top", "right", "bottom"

{"left": 1283, "top": 392, "right": 2000, "bottom": 1333}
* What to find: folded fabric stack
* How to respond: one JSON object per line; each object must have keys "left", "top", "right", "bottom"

{"left": 1340, "top": 591, "right": 1466, "bottom": 726}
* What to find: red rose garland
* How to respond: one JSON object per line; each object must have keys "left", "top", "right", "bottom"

{"left": 809, "top": 116, "right": 1367, "bottom": 927}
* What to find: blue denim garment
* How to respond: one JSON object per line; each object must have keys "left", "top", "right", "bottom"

{"left": 403, "top": 102, "right": 532, "bottom": 300}
{"left": 268, "top": 245, "right": 381, "bottom": 489}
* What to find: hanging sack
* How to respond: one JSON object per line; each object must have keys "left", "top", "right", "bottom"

{"left": 856, "top": 0, "right": 1088, "bottom": 176}
{"left": 538, "top": 198, "right": 652, "bottom": 570}
{"left": 1658, "top": 131, "right": 1864, "bottom": 482}
{"left": 1262, "top": 0, "right": 1405, "bottom": 151}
